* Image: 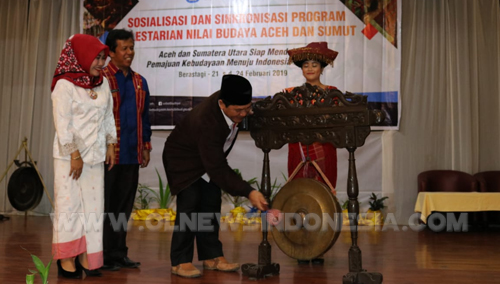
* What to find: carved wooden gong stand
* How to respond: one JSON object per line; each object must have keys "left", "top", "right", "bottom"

{"left": 241, "top": 84, "right": 384, "bottom": 283}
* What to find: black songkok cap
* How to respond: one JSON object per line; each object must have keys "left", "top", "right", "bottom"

{"left": 219, "top": 74, "right": 252, "bottom": 105}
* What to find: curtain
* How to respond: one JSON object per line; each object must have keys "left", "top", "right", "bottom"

{"left": 0, "top": 0, "right": 30, "bottom": 213}
{"left": 0, "top": 0, "right": 80, "bottom": 214}
{"left": 383, "top": 0, "right": 500, "bottom": 224}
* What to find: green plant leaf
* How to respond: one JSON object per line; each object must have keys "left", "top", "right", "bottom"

{"left": 31, "top": 254, "right": 45, "bottom": 274}
{"left": 269, "top": 177, "right": 282, "bottom": 202}
{"left": 221, "top": 169, "right": 259, "bottom": 208}
{"left": 247, "top": 176, "right": 258, "bottom": 184}
{"left": 234, "top": 168, "right": 242, "bottom": 178}
{"left": 41, "top": 258, "right": 52, "bottom": 284}
{"left": 154, "top": 168, "right": 171, "bottom": 209}
{"left": 243, "top": 171, "right": 286, "bottom": 203}
{"left": 156, "top": 168, "right": 164, "bottom": 208}
{"left": 368, "top": 193, "right": 389, "bottom": 210}
{"left": 26, "top": 274, "right": 35, "bottom": 284}
{"left": 164, "top": 183, "right": 171, "bottom": 208}
{"left": 341, "top": 200, "right": 349, "bottom": 209}
{"left": 21, "top": 247, "right": 52, "bottom": 284}
{"left": 135, "top": 184, "right": 159, "bottom": 210}
{"left": 281, "top": 172, "right": 288, "bottom": 181}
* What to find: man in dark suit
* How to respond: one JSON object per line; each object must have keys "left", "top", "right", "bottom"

{"left": 163, "top": 74, "right": 268, "bottom": 278}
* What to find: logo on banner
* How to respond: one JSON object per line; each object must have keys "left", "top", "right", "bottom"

{"left": 187, "top": 0, "right": 199, "bottom": 3}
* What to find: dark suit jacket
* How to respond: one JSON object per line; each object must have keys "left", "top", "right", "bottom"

{"left": 163, "top": 91, "right": 254, "bottom": 197}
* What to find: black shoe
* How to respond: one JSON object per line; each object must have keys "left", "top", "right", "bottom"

{"left": 57, "top": 260, "right": 81, "bottom": 279}
{"left": 311, "top": 258, "right": 324, "bottom": 265}
{"left": 297, "top": 259, "right": 310, "bottom": 265}
{"left": 75, "top": 257, "right": 102, "bottom": 277}
{"left": 101, "top": 260, "right": 122, "bottom": 271}
{"left": 115, "top": 256, "right": 141, "bottom": 268}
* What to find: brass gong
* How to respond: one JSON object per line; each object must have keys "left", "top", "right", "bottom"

{"left": 271, "top": 178, "right": 342, "bottom": 260}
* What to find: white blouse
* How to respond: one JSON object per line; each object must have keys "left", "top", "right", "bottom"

{"left": 51, "top": 77, "right": 117, "bottom": 165}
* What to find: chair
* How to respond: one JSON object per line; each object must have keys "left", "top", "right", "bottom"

{"left": 474, "top": 171, "right": 500, "bottom": 192}
{"left": 418, "top": 170, "right": 477, "bottom": 193}
{"left": 474, "top": 171, "right": 500, "bottom": 227}
{"left": 417, "top": 170, "right": 478, "bottom": 230}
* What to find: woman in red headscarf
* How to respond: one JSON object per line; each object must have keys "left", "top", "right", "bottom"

{"left": 285, "top": 42, "right": 339, "bottom": 264}
{"left": 51, "top": 34, "right": 117, "bottom": 278}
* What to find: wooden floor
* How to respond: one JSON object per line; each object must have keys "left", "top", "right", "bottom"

{"left": 1, "top": 215, "right": 500, "bottom": 284}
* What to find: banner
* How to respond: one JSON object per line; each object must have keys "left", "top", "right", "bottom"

{"left": 82, "top": 0, "right": 401, "bottom": 130}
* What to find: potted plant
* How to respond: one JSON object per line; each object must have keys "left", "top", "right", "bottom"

{"left": 24, "top": 249, "right": 51, "bottom": 284}
{"left": 133, "top": 168, "right": 176, "bottom": 222}
{"left": 364, "top": 193, "right": 389, "bottom": 226}
{"left": 134, "top": 183, "right": 156, "bottom": 210}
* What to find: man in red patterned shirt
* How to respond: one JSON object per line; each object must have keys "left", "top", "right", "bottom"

{"left": 102, "top": 29, "right": 152, "bottom": 270}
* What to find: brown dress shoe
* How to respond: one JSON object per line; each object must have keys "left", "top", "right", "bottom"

{"left": 203, "top": 257, "right": 240, "bottom": 272}
{"left": 171, "top": 263, "right": 202, "bottom": 278}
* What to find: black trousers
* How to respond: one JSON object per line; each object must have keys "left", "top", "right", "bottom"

{"left": 170, "top": 178, "right": 223, "bottom": 266}
{"left": 103, "top": 164, "right": 140, "bottom": 261}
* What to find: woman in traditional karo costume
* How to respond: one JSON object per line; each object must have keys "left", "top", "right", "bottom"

{"left": 51, "top": 34, "right": 117, "bottom": 278}
{"left": 285, "top": 42, "right": 339, "bottom": 264}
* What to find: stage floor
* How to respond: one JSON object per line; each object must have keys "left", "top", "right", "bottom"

{"left": 1, "top": 215, "right": 500, "bottom": 283}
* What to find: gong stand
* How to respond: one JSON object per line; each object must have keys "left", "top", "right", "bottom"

{"left": 244, "top": 84, "right": 384, "bottom": 283}
{"left": 241, "top": 148, "right": 280, "bottom": 279}
{"left": 0, "top": 137, "right": 54, "bottom": 209}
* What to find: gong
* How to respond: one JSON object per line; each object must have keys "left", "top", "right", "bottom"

{"left": 271, "top": 178, "right": 342, "bottom": 260}
{"left": 7, "top": 162, "right": 44, "bottom": 211}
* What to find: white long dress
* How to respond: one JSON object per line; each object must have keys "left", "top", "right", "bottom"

{"left": 51, "top": 77, "right": 117, "bottom": 269}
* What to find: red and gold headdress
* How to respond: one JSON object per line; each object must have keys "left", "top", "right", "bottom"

{"left": 287, "top": 42, "right": 339, "bottom": 67}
